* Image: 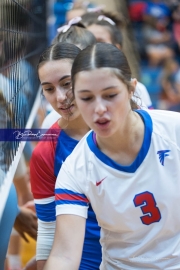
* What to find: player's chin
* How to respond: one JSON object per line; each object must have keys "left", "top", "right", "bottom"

{"left": 93, "top": 128, "right": 112, "bottom": 138}
{"left": 65, "top": 111, "right": 79, "bottom": 121}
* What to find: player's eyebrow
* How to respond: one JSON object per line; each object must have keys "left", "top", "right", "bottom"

{"left": 41, "top": 75, "right": 71, "bottom": 85}
{"left": 77, "top": 86, "right": 118, "bottom": 92}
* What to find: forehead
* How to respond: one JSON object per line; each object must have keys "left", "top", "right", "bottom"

{"left": 87, "top": 24, "right": 112, "bottom": 43}
{"left": 39, "top": 59, "right": 72, "bottom": 80}
{"left": 74, "top": 68, "right": 124, "bottom": 91}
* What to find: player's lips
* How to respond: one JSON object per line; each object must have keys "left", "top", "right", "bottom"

{"left": 94, "top": 118, "right": 110, "bottom": 129}
{"left": 95, "top": 117, "right": 110, "bottom": 124}
{"left": 58, "top": 104, "right": 74, "bottom": 112}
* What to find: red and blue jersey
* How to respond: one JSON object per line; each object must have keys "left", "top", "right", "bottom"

{"left": 30, "top": 121, "right": 101, "bottom": 269}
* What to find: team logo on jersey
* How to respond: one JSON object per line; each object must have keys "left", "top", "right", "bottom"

{"left": 157, "top": 150, "right": 170, "bottom": 166}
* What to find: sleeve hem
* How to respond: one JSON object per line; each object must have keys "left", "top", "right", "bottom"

{"left": 56, "top": 205, "right": 88, "bottom": 219}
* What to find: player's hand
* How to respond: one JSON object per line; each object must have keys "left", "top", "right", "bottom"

{"left": 23, "top": 200, "right": 36, "bottom": 212}
{"left": 13, "top": 206, "right": 37, "bottom": 242}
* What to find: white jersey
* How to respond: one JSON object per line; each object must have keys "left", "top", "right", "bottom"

{"left": 55, "top": 109, "right": 180, "bottom": 270}
{"left": 134, "top": 81, "right": 153, "bottom": 109}
{"left": 41, "top": 110, "right": 60, "bottom": 129}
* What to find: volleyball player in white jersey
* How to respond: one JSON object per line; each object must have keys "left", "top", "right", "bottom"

{"left": 44, "top": 43, "right": 180, "bottom": 270}
{"left": 82, "top": 13, "right": 153, "bottom": 109}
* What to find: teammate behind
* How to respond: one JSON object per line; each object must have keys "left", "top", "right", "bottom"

{"left": 41, "top": 20, "right": 97, "bottom": 129}
{"left": 30, "top": 40, "right": 102, "bottom": 270}
{"left": 81, "top": 12, "right": 153, "bottom": 109}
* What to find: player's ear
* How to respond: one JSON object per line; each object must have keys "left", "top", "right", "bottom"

{"left": 131, "top": 78, "right": 137, "bottom": 93}
{"left": 129, "top": 78, "right": 137, "bottom": 98}
{"left": 131, "top": 78, "right": 137, "bottom": 88}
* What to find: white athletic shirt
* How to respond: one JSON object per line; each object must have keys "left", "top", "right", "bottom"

{"left": 41, "top": 110, "right": 60, "bottom": 129}
{"left": 55, "top": 109, "right": 180, "bottom": 270}
{"left": 135, "top": 81, "right": 152, "bottom": 109}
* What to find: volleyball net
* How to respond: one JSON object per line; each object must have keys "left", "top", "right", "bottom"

{"left": 0, "top": 0, "right": 47, "bottom": 219}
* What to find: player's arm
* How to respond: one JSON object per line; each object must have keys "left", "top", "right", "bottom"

{"left": 43, "top": 214, "right": 86, "bottom": 270}
{"left": 36, "top": 219, "right": 56, "bottom": 270}
{"left": 37, "top": 260, "right": 46, "bottom": 270}
{"left": 44, "top": 156, "right": 89, "bottom": 269}
{"left": 30, "top": 146, "right": 57, "bottom": 269}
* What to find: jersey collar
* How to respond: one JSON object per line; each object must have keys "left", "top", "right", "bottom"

{"left": 86, "top": 109, "right": 152, "bottom": 173}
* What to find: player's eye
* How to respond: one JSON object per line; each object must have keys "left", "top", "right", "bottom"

{"left": 44, "top": 87, "right": 54, "bottom": 92}
{"left": 63, "top": 81, "right": 71, "bottom": 87}
{"left": 106, "top": 94, "right": 117, "bottom": 99}
{"left": 80, "top": 97, "right": 92, "bottom": 101}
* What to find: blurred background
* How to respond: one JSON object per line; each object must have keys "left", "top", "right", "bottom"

{"left": 1, "top": 0, "right": 180, "bottom": 268}
{"left": 47, "top": 0, "right": 180, "bottom": 111}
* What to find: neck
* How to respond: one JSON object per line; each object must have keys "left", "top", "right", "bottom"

{"left": 58, "top": 115, "right": 90, "bottom": 141}
{"left": 96, "top": 111, "right": 144, "bottom": 164}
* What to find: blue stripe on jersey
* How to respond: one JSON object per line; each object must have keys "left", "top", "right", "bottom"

{"left": 54, "top": 130, "right": 78, "bottom": 177}
{"left": 81, "top": 205, "right": 101, "bottom": 269}
{"left": 55, "top": 188, "right": 88, "bottom": 198}
{"left": 35, "top": 201, "right": 56, "bottom": 222}
{"left": 86, "top": 109, "right": 152, "bottom": 173}
{"left": 56, "top": 200, "right": 89, "bottom": 207}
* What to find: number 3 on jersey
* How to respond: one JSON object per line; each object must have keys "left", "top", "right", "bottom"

{"left": 133, "top": 191, "right": 161, "bottom": 225}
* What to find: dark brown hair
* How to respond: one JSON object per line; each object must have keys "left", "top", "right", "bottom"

{"left": 37, "top": 42, "right": 81, "bottom": 71}
{"left": 71, "top": 43, "right": 138, "bottom": 109}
